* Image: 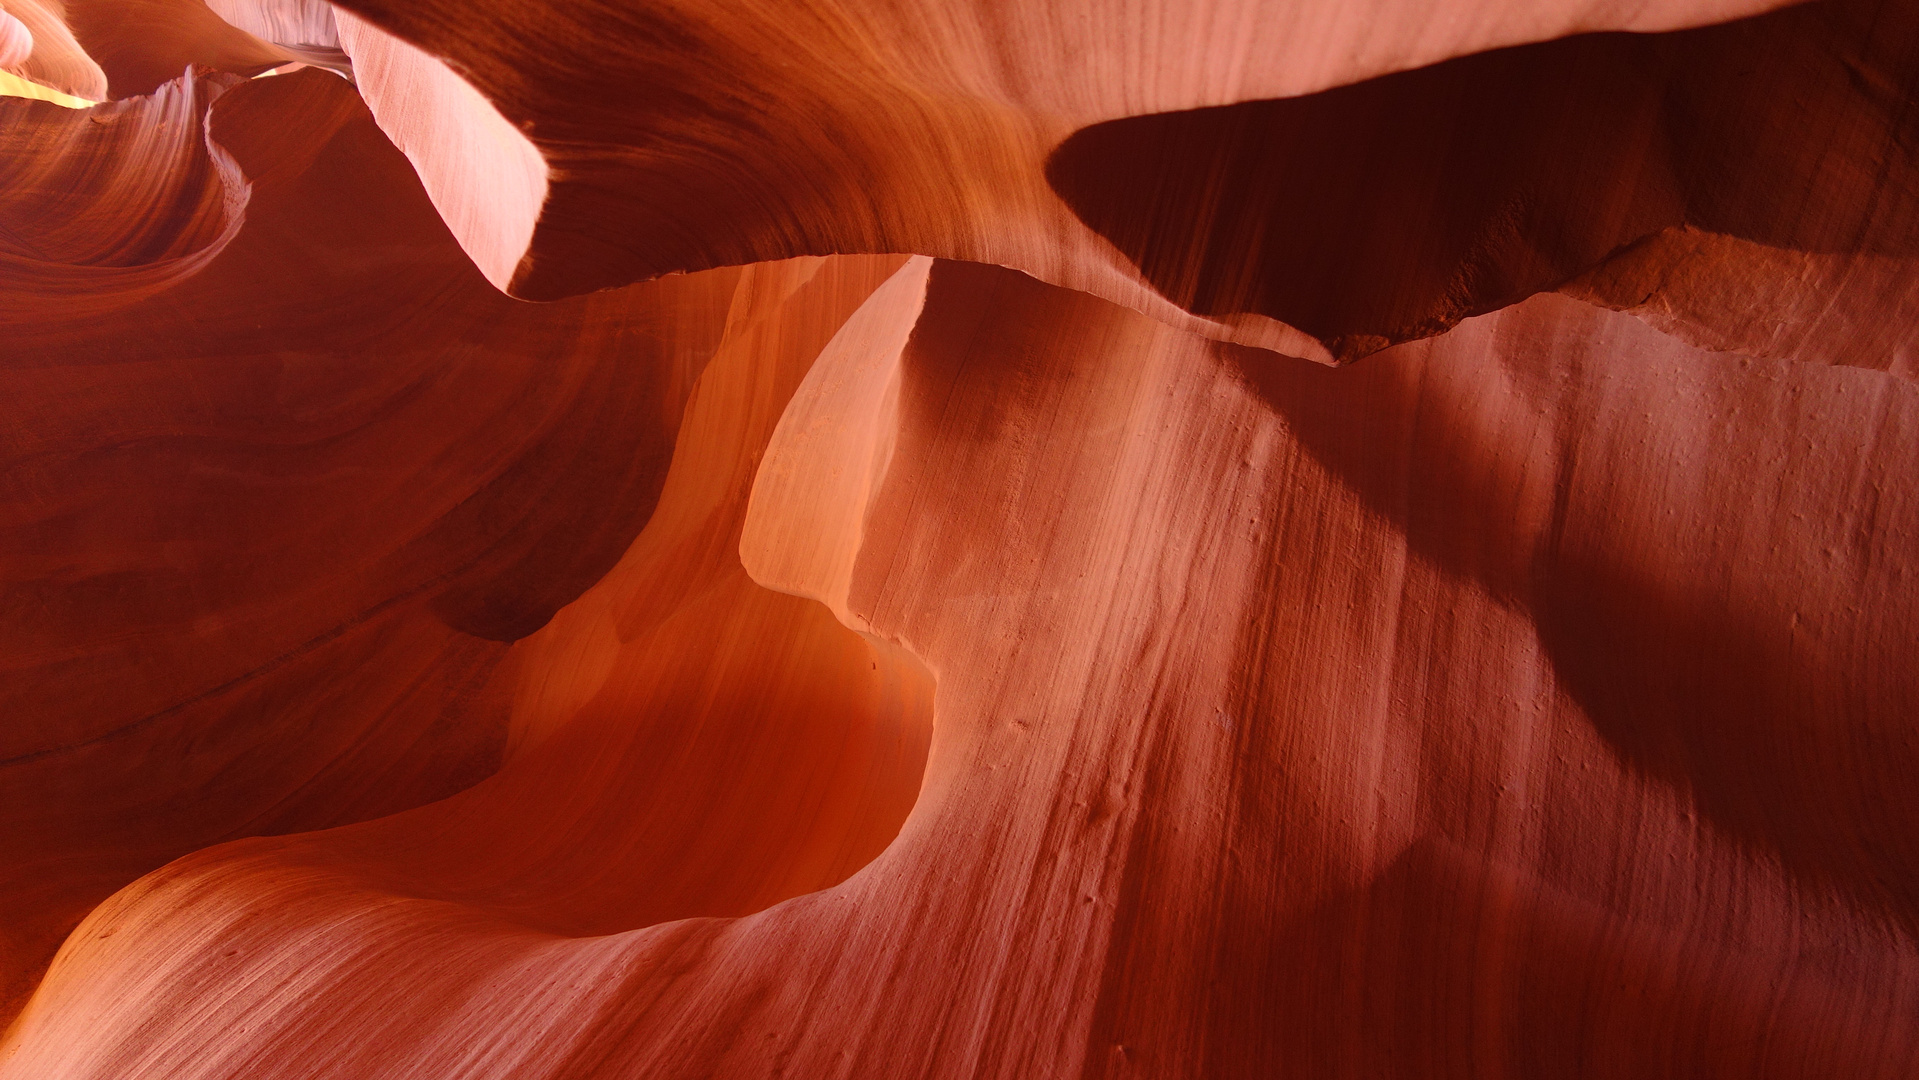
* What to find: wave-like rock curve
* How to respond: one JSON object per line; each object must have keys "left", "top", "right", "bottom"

{"left": 2, "top": 2, "right": 1917, "bottom": 1078}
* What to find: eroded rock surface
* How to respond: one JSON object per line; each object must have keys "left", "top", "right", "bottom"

{"left": 1, "top": 1, "right": 1915, "bottom": 1077}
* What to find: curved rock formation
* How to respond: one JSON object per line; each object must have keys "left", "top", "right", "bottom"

{"left": 0, "top": 11, "right": 33, "bottom": 70}
{"left": 1047, "top": 0, "right": 1919, "bottom": 365}
{"left": 2, "top": 0, "right": 1917, "bottom": 1077}
{"left": 0, "top": 71, "right": 245, "bottom": 322}
{"left": 0, "top": 67, "right": 738, "bottom": 1022}
{"left": 60, "top": 0, "right": 288, "bottom": 98}
{"left": 312, "top": 0, "right": 1811, "bottom": 359}
{"left": 0, "top": 0, "right": 107, "bottom": 100}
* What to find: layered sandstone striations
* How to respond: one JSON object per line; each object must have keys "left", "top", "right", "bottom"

{"left": 2, "top": 0, "right": 1917, "bottom": 1078}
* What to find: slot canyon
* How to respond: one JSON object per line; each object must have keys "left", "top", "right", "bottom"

{"left": 2, "top": 0, "right": 1917, "bottom": 1076}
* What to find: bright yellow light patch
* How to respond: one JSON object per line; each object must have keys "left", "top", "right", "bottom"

{"left": 0, "top": 69, "right": 97, "bottom": 109}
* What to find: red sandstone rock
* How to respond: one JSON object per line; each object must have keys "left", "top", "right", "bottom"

{"left": 312, "top": 0, "right": 1917, "bottom": 367}
{"left": 0, "top": 0, "right": 106, "bottom": 99}
{"left": 0, "top": 71, "right": 245, "bottom": 322}
{"left": 2, "top": 1, "right": 1918, "bottom": 1078}
{"left": 0, "top": 68, "right": 742, "bottom": 1023}
{"left": 0, "top": 12, "right": 32, "bottom": 70}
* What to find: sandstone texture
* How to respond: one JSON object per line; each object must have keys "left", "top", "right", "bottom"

{"left": 1, "top": 1, "right": 1916, "bottom": 1078}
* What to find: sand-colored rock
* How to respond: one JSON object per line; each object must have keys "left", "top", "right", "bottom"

{"left": 0, "top": 71, "right": 245, "bottom": 322}
{"left": 9, "top": 252, "right": 1919, "bottom": 1076}
{"left": 0, "top": 68, "right": 741, "bottom": 1025}
{"left": 1049, "top": 0, "right": 1919, "bottom": 366}
{"left": 61, "top": 0, "right": 289, "bottom": 98}
{"left": 2, "top": 1, "right": 1917, "bottom": 1077}
{"left": 0, "top": 11, "right": 33, "bottom": 69}
{"left": 295, "top": 0, "right": 1917, "bottom": 368}
{"left": 0, "top": 0, "right": 105, "bottom": 99}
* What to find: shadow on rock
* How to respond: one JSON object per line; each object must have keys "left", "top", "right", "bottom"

{"left": 1048, "top": 0, "right": 1919, "bottom": 359}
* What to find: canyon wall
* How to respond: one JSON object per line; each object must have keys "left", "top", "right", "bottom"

{"left": 2, "top": 0, "right": 1916, "bottom": 1077}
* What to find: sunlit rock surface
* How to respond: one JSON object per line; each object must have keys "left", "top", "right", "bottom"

{"left": 2, "top": 1, "right": 1916, "bottom": 1077}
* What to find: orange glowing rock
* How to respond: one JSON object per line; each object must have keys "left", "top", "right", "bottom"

{"left": 0, "top": 0, "right": 106, "bottom": 100}
{"left": 2, "top": 1, "right": 1918, "bottom": 1077}
{"left": 0, "top": 11, "right": 33, "bottom": 70}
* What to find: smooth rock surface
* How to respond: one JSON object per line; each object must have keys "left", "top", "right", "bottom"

{"left": 2, "top": 2, "right": 1916, "bottom": 1078}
